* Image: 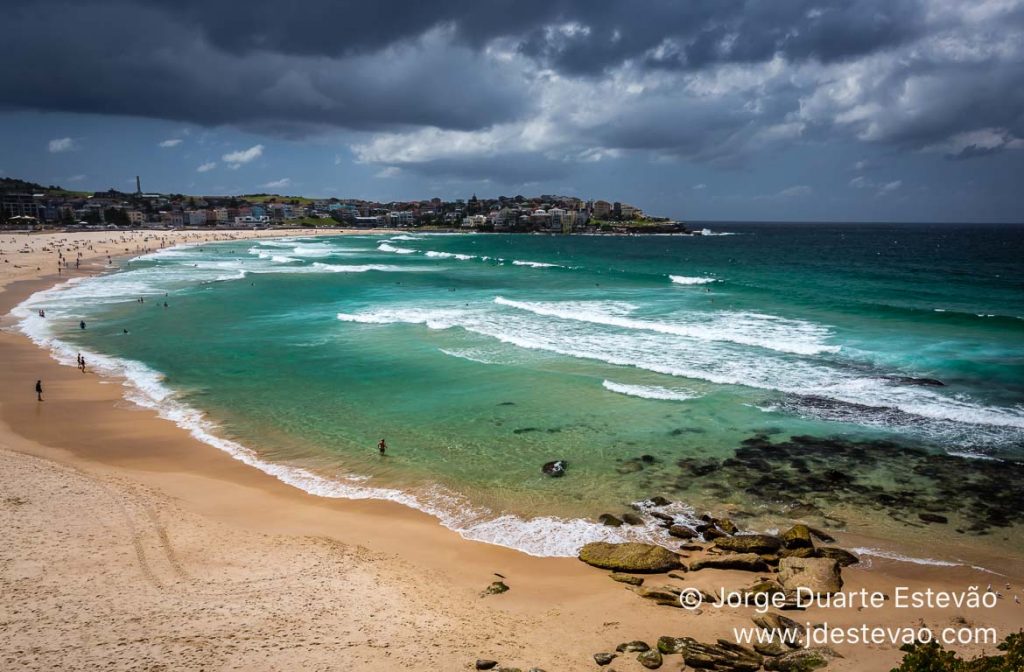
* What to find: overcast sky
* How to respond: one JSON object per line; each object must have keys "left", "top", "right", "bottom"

{"left": 1, "top": 0, "right": 1022, "bottom": 222}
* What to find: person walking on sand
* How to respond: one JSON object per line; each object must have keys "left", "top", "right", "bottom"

{"left": 378, "top": 438, "right": 388, "bottom": 455}
{"left": 35, "top": 380, "right": 43, "bottom": 402}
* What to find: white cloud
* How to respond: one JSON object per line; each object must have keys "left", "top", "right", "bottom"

{"left": 878, "top": 180, "right": 903, "bottom": 195}
{"left": 196, "top": 161, "right": 217, "bottom": 173}
{"left": 67, "top": 174, "right": 86, "bottom": 182}
{"left": 222, "top": 144, "right": 264, "bottom": 168}
{"left": 262, "top": 177, "right": 291, "bottom": 189}
{"left": 777, "top": 185, "right": 812, "bottom": 198}
{"left": 850, "top": 175, "right": 903, "bottom": 196}
{"left": 159, "top": 138, "right": 183, "bottom": 148}
{"left": 692, "top": 183, "right": 707, "bottom": 190}
{"left": 374, "top": 166, "right": 401, "bottom": 178}
{"left": 48, "top": 137, "right": 77, "bottom": 153}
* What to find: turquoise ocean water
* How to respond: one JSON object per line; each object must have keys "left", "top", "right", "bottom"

{"left": 16, "top": 224, "right": 1024, "bottom": 558}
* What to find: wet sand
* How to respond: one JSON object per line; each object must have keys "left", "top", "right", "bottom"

{"left": 1, "top": 229, "right": 1021, "bottom": 671}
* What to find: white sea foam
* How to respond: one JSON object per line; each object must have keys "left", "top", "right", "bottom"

{"left": 511, "top": 260, "right": 562, "bottom": 268}
{"left": 699, "top": 228, "right": 738, "bottom": 236}
{"left": 848, "top": 547, "right": 1001, "bottom": 573}
{"left": 425, "top": 250, "right": 477, "bottom": 261}
{"left": 602, "top": 380, "right": 699, "bottom": 401}
{"left": 337, "top": 304, "right": 1024, "bottom": 432}
{"left": 388, "top": 235, "right": 423, "bottom": 241}
{"left": 494, "top": 296, "right": 839, "bottom": 356}
{"left": 670, "top": 275, "right": 717, "bottom": 285}
{"left": 310, "top": 263, "right": 421, "bottom": 273}
{"left": 377, "top": 243, "right": 416, "bottom": 254}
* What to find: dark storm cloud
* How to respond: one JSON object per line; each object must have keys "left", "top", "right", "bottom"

{"left": 1, "top": 0, "right": 1022, "bottom": 167}
{"left": 0, "top": 1, "right": 530, "bottom": 134}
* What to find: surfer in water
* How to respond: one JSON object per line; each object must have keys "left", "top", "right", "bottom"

{"left": 378, "top": 438, "right": 387, "bottom": 456}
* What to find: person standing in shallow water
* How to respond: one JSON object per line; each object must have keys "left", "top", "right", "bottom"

{"left": 79, "top": 320, "right": 86, "bottom": 330}
{"left": 35, "top": 380, "right": 43, "bottom": 401}
{"left": 378, "top": 438, "right": 387, "bottom": 455}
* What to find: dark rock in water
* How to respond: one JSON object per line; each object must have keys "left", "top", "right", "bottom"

{"left": 648, "top": 495, "right": 670, "bottom": 506}
{"left": 621, "top": 513, "right": 645, "bottom": 525}
{"left": 641, "top": 455, "right": 658, "bottom": 465}
{"left": 814, "top": 547, "right": 859, "bottom": 566}
{"left": 918, "top": 512, "right": 948, "bottom": 524}
{"left": 637, "top": 649, "right": 664, "bottom": 669}
{"left": 715, "top": 534, "right": 783, "bottom": 555}
{"left": 579, "top": 542, "right": 681, "bottom": 572}
{"left": 805, "top": 526, "right": 836, "bottom": 543}
{"left": 616, "top": 640, "right": 651, "bottom": 653}
{"left": 701, "top": 527, "right": 728, "bottom": 541}
{"left": 669, "top": 524, "right": 697, "bottom": 540}
{"left": 593, "top": 653, "right": 616, "bottom": 666}
{"left": 541, "top": 460, "right": 567, "bottom": 477}
{"left": 514, "top": 427, "right": 539, "bottom": 434}
{"left": 717, "top": 517, "right": 739, "bottom": 534}
{"left": 599, "top": 513, "right": 623, "bottom": 527}
{"left": 679, "top": 543, "right": 704, "bottom": 552}
{"left": 684, "top": 640, "right": 762, "bottom": 672}
{"left": 497, "top": 401, "right": 516, "bottom": 406}
{"left": 481, "top": 580, "right": 509, "bottom": 597}
{"left": 884, "top": 375, "right": 945, "bottom": 387}
{"left": 763, "top": 647, "right": 841, "bottom": 671}
{"left": 781, "top": 524, "right": 814, "bottom": 549}
{"left": 650, "top": 511, "right": 675, "bottom": 524}
{"left": 616, "top": 460, "right": 644, "bottom": 474}
{"left": 691, "top": 553, "right": 769, "bottom": 572}
{"left": 610, "top": 572, "right": 644, "bottom": 586}
{"left": 657, "top": 636, "right": 695, "bottom": 655}
{"left": 476, "top": 660, "right": 498, "bottom": 670}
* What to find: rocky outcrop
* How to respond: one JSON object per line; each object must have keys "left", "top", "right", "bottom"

{"left": 778, "top": 557, "right": 842, "bottom": 595}
{"left": 781, "top": 525, "right": 813, "bottom": 549}
{"left": 814, "top": 547, "right": 859, "bottom": 566}
{"left": 764, "top": 647, "right": 841, "bottom": 671}
{"left": 714, "top": 534, "right": 783, "bottom": 555}
{"left": 690, "top": 553, "right": 769, "bottom": 572}
{"left": 609, "top": 572, "right": 644, "bottom": 586}
{"left": 657, "top": 636, "right": 695, "bottom": 655}
{"left": 684, "top": 640, "right": 763, "bottom": 671}
{"left": 637, "top": 649, "right": 664, "bottom": 669}
{"left": 593, "top": 653, "right": 616, "bottom": 666}
{"left": 598, "top": 513, "right": 623, "bottom": 527}
{"left": 669, "top": 524, "right": 698, "bottom": 539}
{"left": 579, "top": 542, "right": 681, "bottom": 573}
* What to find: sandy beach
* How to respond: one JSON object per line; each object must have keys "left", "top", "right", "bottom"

{"left": 1, "top": 230, "right": 1021, "bottom": 671}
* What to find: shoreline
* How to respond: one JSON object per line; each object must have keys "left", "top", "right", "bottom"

{"left": 2, "top": 230, "right": 1021, "bottom": 670}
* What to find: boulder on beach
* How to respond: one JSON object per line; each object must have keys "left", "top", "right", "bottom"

{"left": 579, "top": 542, "right": 681, "bottom": 573}
{"left": 657, "top": 636, "right": 696, "bottom": 655}
{"left": 918, "top": 512, "right": 948, "bottom": 524}
{"left": 690, "top": 553, "right": 769, "bottom": 572}
{"left": 598, "top": 513, "right": 623, "bottom": 527}
{"left": 637, "top": 649, "right": 664, "bottom": 669}
{"left": 714, "top": 534, "right": 783, "bottom": 554}
{"left": 616, "top": 640, "right": 651, "bottom": 653}
{"left": 684, "top": 640, "right": 762, "bottom": 672}
{"left": 621, "top": 512, "right": 645, "bottom": 525}
{"left": 593, "top": 652, "right": 616, "bottom": 666}
{"left": 610, "top": 572, "right": 644, "bottom": 586}
{"left": 814, "top": 547, "right": 859, "bottom": 567}
{"left": 781, "top": 525, "right": 814, "bottom": 549}
{"left": 541, "top": 460, "right": 567, "bottom": 477}
{"left": 778, "top": 557, "right": 842, "bottom": 595}
{"left": 764, "top": 647, "right": 841, "bottom": 671}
